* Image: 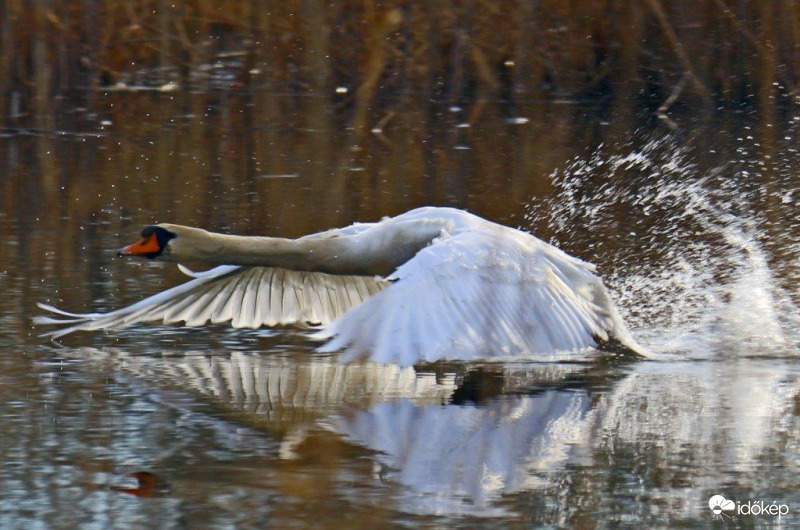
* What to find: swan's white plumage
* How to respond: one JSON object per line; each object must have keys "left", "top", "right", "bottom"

{"left": 36, "top": 207, "right": 646, "bottom": 362}
{"left": 36, "top": 265, "right": 388, "bottom": 338}
{"left": 317, "top": 223, "right": 622, "bottom": 364}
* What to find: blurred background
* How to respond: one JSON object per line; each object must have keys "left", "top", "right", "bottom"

{"left": 3, "top": 0, "right": 798, "bottom": 128}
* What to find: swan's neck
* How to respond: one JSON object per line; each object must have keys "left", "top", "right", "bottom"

{"left": 204, "top": 234, "right": 331, "bottom": 270}
{"left": 174, "top": 220, "right": 446, "bottom": 277}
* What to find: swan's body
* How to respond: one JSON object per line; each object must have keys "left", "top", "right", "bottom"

{"left": 36, "top": 207, "right": 648, "bottom": 364}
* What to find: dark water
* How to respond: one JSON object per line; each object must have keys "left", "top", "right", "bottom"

{"left": 2, "top": 94, "right": 799, "bottom": 528}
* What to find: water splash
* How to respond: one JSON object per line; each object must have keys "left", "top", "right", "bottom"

{"left": 526, "top": 134, "right": 800, "bottom": 358}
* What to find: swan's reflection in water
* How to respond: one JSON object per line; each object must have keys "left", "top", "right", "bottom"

{"left": 61, "top": 347, "right": 800, "bottom": 523}
{"left": 332, "top": 392, "right": 593, "bottom": 516}
{"left": 72, "top": 348, "right": 602, "bottom": 514}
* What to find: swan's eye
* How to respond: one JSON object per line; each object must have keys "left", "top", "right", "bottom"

{"left": 151, "top": 226, "right": 177, "bottom": 252}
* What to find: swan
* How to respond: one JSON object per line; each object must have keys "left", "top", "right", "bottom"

{"left": 36, "top": 207, "right": 649, "bottom": 364}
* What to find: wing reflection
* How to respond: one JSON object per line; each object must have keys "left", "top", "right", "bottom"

{"left": 105, "top": 351, "right": 458, "bottom": 421}
{"left": 331, "top": 392, "right": 593, "bottom": 515}
{"left": 60, "top": 347, "right": 603, "bottom": 514}
{"left": 55, "top": 347, "right": 800, "bottom": 521}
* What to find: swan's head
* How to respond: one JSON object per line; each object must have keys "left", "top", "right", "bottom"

{"left": 118, "top": 224, "right": 226, "bottom": 262}
{"left": 117, "top": 225, "right": 178, "bottom": 260}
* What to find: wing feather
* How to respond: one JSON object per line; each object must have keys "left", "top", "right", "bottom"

{"left": 249, "top": 268, "right": 267, "bottom": 327}
{"left": 181, "top": 282, "right": 231, "bottom": 327}
{"left": 36, "top": 265, "right": 388, "bottom": 338}
{"left": 265, "top": 268, "right": 281, "bottom": 326}
{"left": 320, "top": 229, "right": 628, "bottom": 365}
{"left": 161, "top": 281, "right": 220, "bottom": 324}
{"left": 237, "top": 268, "right": 260, "bottom": 329}
{"left": 225, "top": 273, "right": 251, "bottom": 328}
{"left": 212, "top": 273, "right": 245, "bottom": 324}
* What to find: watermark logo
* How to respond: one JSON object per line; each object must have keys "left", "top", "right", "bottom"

{"left": 708, "top": 494, "right": 789, "bottom": 520}
{"left": 708, "top": 495, "right": 735, "bottom": 520}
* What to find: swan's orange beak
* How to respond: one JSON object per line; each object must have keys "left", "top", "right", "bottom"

{"left": 117, "top": 233, "right": 161, "bottom": 257}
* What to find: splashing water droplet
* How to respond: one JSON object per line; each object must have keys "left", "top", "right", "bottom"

{"left": 525, "top": 134, "right": 800, "bottom": 359}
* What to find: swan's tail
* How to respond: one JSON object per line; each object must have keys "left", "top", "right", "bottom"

{"left": 599, "top": 330, "right": 655, "bottom": 359}
{"left": 602, "top": 307, "right": 656, "bottom": 359}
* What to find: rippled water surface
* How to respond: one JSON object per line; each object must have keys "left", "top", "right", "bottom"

{"left": 2, "top": 96, "right": 799, "bottom": 528}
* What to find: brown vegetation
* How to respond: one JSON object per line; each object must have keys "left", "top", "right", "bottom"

{"left": 0, "top": 0, "right": 798, "bottom": 132}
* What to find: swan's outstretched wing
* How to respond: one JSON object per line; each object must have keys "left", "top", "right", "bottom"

{"left": 318, "top": 229, "right": 630, "bottom": 365}
{"left": 36, "top": 265, "right": 388, "bottom": 339}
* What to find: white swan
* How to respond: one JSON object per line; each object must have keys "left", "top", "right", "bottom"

{"left": 36, "top": 207, "right": 649, "bottom": 364}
